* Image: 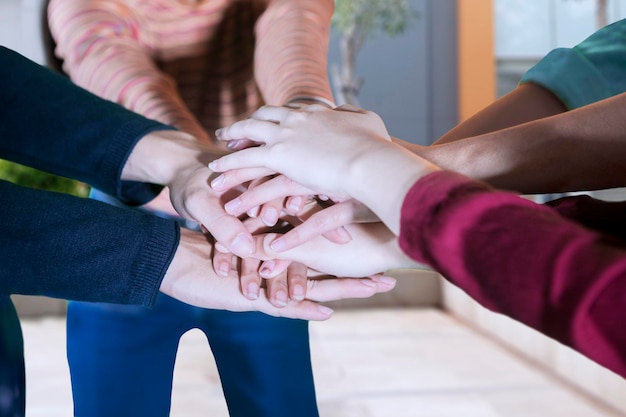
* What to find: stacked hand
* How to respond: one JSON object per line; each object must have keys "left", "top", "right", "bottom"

{"left": 125, "top": 128, "right": 399, "bottom": 320}
{"left": 204, "top": 104, "right": 433, "bottom": 297}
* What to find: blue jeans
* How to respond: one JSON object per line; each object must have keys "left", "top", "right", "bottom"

{"left": 66, "top": 190, "right": 318, "bottom": 417}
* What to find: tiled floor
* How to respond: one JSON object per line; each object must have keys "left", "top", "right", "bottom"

{"left": 22, "top": 308, "right": 624, "bottom": 417}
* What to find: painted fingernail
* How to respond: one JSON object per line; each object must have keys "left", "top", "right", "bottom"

{"left": 224, "top": 198, "right": 241, "bottom": 214}
{"left": 208, "top": 161, "right": 216, "bottom": 171}
{"left": 231, "top": 233, "right": 253, "bottom": 256}
{"left": 275, "top": 291, "right": 288, "bottom": 307}
{"left": 269, "top": 238, "right": 286, "bottom": 252}
{"left": 210, "top": 174, "right": 225, "bottom": 189}
{"left": 262, "top": 207, "right": 278, "bottom": 226}
{"left": 247, "top": 282, "right": 259, "bottom": 300}
{"left": 215, "top": 128, "right": 223, "bottom": 138}
{"left": 292, "top": 285, "right": 305, "bottom": 301}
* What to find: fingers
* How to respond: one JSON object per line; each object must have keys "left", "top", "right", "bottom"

{"left": 257, "top": 299, "right": 334, "bottom": 321}
{"left": 265, "top": 264, "right": 290, "bottom": 307}
{"left": 221, "top": 175, "right": 314, "bottom": 217}
{"left": 286, "top": 262, "right": 307, "bottom": 301}
{"left": 210, "top": 167, "right": 275, "bottom": 193}
{"left": 305, "top": 275, "right": 397, "bottom": 303}
{"left": 215, "top": 117, "right": 281, "bottom": 144}
{"left": 270, "top": 203, "right": 356, "bottom": 252}
{"left": 239, "top": 257, "right": 262, "bottom": 300}
{"left": 212, "top": 247, "right": 233, "bottom": 277}
{"left": 208, "top": 147, "right": 268, "bottom": 173}
{"left": 201, "top": 211, "right": 255, "bottom": 258}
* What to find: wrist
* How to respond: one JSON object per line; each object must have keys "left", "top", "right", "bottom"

{"left": 122, "top": 130, "right": 224, "bottom": 186}
{"left": 348, "top": 143, "right": 439, "bottom": 235}
{"left": 286, "top": 96, "right": 336, "bottom": 109}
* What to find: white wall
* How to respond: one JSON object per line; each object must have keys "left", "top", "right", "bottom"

{"left": 496, "top": 0, "right": 626, "bottom": 59}
{"left": 0, "top": 0, "right": 47, "bottom": 64}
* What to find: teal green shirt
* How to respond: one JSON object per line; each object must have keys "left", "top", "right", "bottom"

{"left": 521, "top": 19, "right": 626, "bottom": 109}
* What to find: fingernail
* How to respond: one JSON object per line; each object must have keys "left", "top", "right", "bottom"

{"left": 288, "top": 197, "right": 303, "bottom": 213}
{"left": 259, "top": 260, "right": 275, "bottom": 278}
{"left": 224, "top": 198, "right": 241, "bottom": 215}
{"left": 226, "top": 140, "right": 241, "bottom": 150}
{"left": 247, "top": 282, "right": 259, "bottom": 300}
{"left": 215, "top": 242, "right": 229, "bottom": 253}
{"left": 275, "top": 291, "right": 288, "bottom": 307}
{"left": 269, "top": 238, "right": 286, "bottom": 252}
{"left": 231, "top": 233, "right": 253, "bottom": 256}
{"left": 215, "top": 128, "right": 223, "bottom": 138}
{"left": 247, "top": 206, "right": 260, "bottom": 218}
{"left": 208, "top": 161, "right": 216, "bottom": 171}
{"left": 292, "top": 285, "right": 305, "bottom": 301}
{"left": 218, "top": 262, "right": 229, "bottom": 277}
{"left": 317, "top": 305, "right": 334, "bottom": 316}
{"left": 377, "top": 276, "right": 397, "bottom": 286}
{"left": 262, "top": 207, "right": 278, "bottom": 226}
{"left": 361, "top": 279, "right": 377, "bottom": 287}
{"left": 210, "top": 174, "right": 225, "bottom": 189}
{"left": 335, "top": 226, "right": 352, "bottom": 243}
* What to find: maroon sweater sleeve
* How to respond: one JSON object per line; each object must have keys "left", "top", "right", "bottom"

{"left": 399, "top": 170, "right": 626, "bottom": 378}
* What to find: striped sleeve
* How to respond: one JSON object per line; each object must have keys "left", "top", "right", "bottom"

{"left": 47, "top": 0, "right": 209, "bottom": 142}
{"left": 254, "top": 0, "right": 335, "bottom": 105}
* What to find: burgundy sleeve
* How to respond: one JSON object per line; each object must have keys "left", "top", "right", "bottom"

{"left": 399, "top": 170, "right": 626, "bottom": 378}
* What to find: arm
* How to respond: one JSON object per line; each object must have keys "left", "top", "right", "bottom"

{"left": 399, "top": 170, "right": 626, "bottom": 379}
{"left": 47, "top": 0, "right": 210, "bottom": 143}
{"left": 0, "top": 180, "right": 175, "bottom": 306}
{"left": 0, "top": 46, "right": 168, "bottom": 206}
{"left": 1, "top": 180, "right": 384, "bottom": 320}
{"left": 420, "top": 92, "right": 626, "bottom": 194}
{"left": 434, "top": 18, "right": 626, "bottom": 146}
{"left": 254, "top": 0, "right": 335, "bottom": 106}
{"left": 214, "top": 105, "right": 626, "bottom": 376}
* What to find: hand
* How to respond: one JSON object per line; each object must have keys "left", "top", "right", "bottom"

{"left": 209, "top": 104, "right": 394, "bottom": 201}
{"left": 213, "top": 172, "right": 375, "bottom": 251}
{"left": 159, "top": 229, "right": 398, "bottom": 320}
{"left": 239, "top": 258, "right": 396, "bottom": 307}
{"left": 209, "top": 105, "right": 438, "bottom": 234}
{"left": 123, "top": 130, "right": 256, "bottom": 257}
{"left": 250, "top": 222, "right": 428, "bottom": 278}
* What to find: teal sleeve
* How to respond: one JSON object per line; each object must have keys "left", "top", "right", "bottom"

{"left": 520, "top": 19, "right": 626, "bottom": 109}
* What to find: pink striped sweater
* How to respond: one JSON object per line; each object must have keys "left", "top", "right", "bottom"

{"left": 48, "top": 0, "right": 334, "bottom": 144}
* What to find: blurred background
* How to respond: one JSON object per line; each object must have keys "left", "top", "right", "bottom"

{"left": 2, "top": 0, "right": 626, "bottom": 416}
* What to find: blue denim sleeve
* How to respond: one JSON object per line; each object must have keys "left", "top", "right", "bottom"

{"left": 520, "top": 19, "right": 626, "bottom": 109}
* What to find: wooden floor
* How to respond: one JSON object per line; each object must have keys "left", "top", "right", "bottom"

{"left": 22, "top": 308, "right": 625, "bottom": 417}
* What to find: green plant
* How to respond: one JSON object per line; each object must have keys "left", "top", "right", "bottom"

{"left": 331, "top": 0, "right": 418, "bottom": 105}
{"left": 0, "top": 159, "right": 89, "bottom": 197}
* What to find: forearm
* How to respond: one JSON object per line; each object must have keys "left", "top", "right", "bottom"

{"left": 48, "top": 0, "right": 210, "bottom": 143}
{"left": 255, "top": 0, "right": 334, "bottom": 105}
{"left": 122, "top": 130, "right": 225, "bottom": 187}
{"left": 0, "top": 181, "right": 178, "bottom": 306}
{"left": 425, "top": 92, "right": 626, "bottom": 194}
{"left": 348, "top": 142, "right": 439, "bottom": 235}
{"left": 0, "top": 47, "right": 171, "bottom": 205}
{"left": 399, "top": 170, "right": 626, "bottom": 378}
{"left": 434, "top": 83, "right": 567, "bottom": 144}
